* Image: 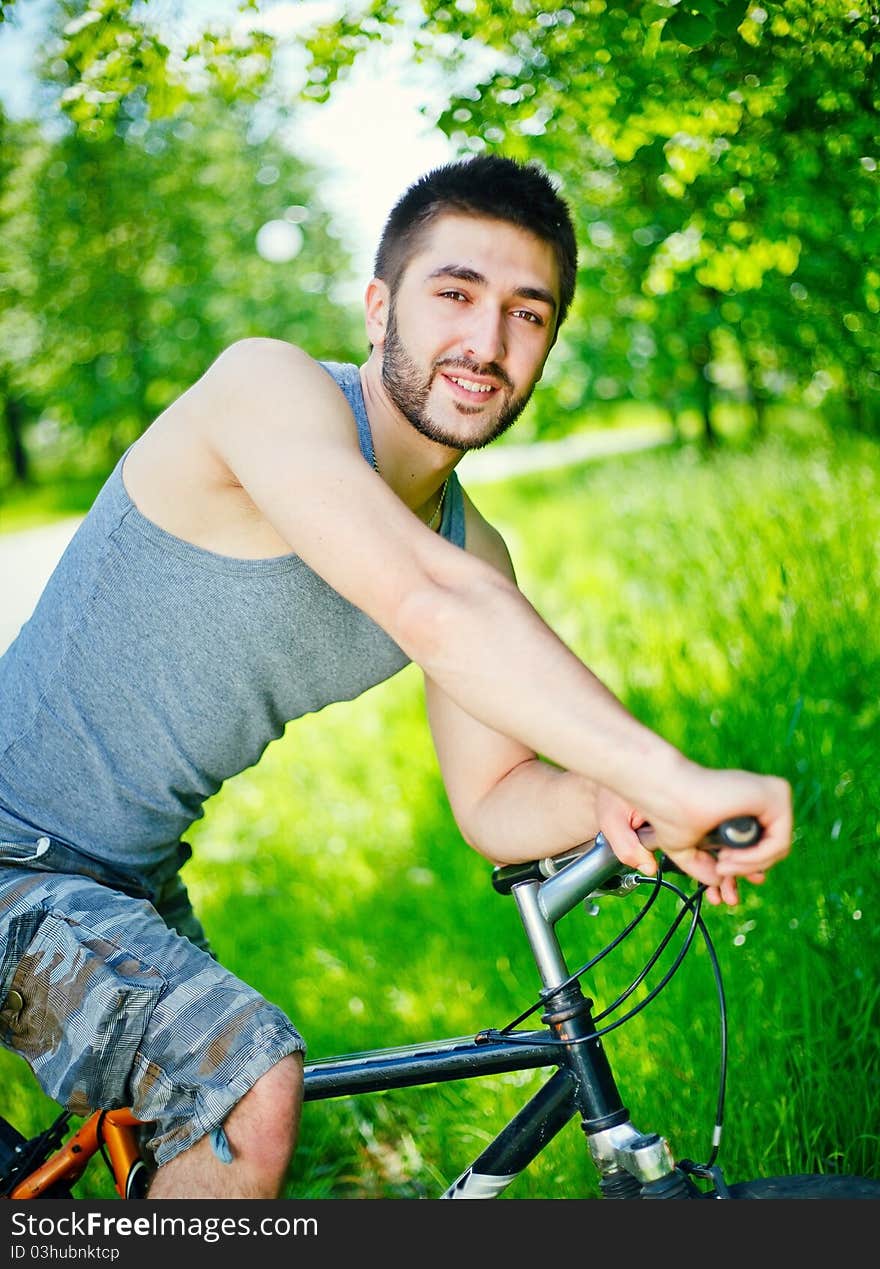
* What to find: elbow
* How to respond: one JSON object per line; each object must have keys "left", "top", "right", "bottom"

{"left": 449, "top": 801, "right": 505, "bottom": 866}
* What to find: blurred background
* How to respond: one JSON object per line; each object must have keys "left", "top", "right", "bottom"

{"left": 0, "top": 0, "right": 877, "bottom": 1199}
{"left": 1, "top": 0, "right": 876, "bottom": 499}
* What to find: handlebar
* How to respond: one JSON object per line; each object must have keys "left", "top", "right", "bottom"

{"left": 491, "top": 816, "right": 762, "bottom": 904}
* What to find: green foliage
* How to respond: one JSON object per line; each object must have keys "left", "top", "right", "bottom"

{"left": 46, "top": 0, "right": 276, "bottom": 134}
{"left": 4, "top": 0, "right": 876, "bottom": 481}
{"left": 660, "top": 1, "right": 752, "bottom": 49}
{"left": 304, "top": 1, "right": 879, "bottom": 442}
{"left": 0, "top": 1, "right": 364, "bottom": 487}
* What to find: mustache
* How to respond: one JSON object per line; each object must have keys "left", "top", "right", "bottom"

{"left": 433, "top": 356, "right": 513, "bottom": 392}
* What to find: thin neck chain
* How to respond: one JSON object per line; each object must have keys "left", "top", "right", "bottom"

{"left": 372, "top": 452, "right": 448, "bottom": 533}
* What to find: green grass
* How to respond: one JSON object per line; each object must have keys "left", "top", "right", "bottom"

{"left": 0, "top": 473, "right": 106, "bottom": 533}
{"left": 1, "top": 419, "right": 878, "bottom": 1199}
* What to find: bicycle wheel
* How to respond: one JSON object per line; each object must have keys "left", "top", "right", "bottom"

{"left": 124, "top": 1158, "right": 150, "bottom": 1199}
{"left": 719, "top": 1174, "right": 880, "bottom": 1199}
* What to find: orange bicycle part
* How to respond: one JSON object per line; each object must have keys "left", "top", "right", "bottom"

{"left": 9, "top": 1108, "right": 144, "bottom": 1200}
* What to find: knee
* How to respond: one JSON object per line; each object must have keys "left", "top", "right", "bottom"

{"left": 250, "top": 1051, "right": 304, "bottom": 1114}
{"left": 225, "top": 1052, "right": 304, "bottom": 1179}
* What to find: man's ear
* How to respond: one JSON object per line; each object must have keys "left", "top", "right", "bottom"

{"left": 364, "top": 277, "right": 391, "bottom": 348}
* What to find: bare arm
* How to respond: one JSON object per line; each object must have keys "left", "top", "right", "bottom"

{"left": 423, "top": 501, "right": 611, "bottom": 865}
{"left": 200, "top": 339, "right": 791, "bottom": 887}
{"left": 425, "top": 679, "right": 603, "bottom": 866}
{"left": 424, "top": 498, "right": 682, "bottom": 885}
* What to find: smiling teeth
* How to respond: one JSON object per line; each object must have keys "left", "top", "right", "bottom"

{"left": 451, "top": 377, "right": 494, "bottom": 393}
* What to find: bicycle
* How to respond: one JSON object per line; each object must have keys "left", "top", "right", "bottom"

{"left": 2, "top": 818, "right": 878, "bottom": 1201}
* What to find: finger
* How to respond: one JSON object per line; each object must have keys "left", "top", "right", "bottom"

{"left": 607, "top": 828, "right": 657, "bottom": 874}
{"left": 701, "top": 874, "right": 740, "bottom": 907}
{"left": 675, "top": 849, "right": 723, "bottom": 889}
{"left": 718, "top": 874, "right": 740, "bottom": 906}
{"left": 716, "top": 846, "right": 779, "bottom": 875}
{"left": 635, "top": 854, "right": 658, "bottom": 877}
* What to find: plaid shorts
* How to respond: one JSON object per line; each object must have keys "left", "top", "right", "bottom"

{"left": 0, "top": 844, "right": 305, "bottom": 1168}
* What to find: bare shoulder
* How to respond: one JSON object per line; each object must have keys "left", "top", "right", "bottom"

{"left": 206, "top": 336, "right": 319, "bottom": 386}
{"left": 133, "top": 338, "right": 333, "bottom": 446}
{"left": 460, "top": 487, "right": 517, "bottom": 584}
{"left": 131, "top": 337, "right": 356, "bottom": 480}
{"left": 122, "top": 339, "right": 358, "bottom": 556}
{"left": 197, "top": 337, "right": 338, "bottom": 420}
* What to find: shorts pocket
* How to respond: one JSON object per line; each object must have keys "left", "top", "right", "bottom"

{"left": 0, "top": 910, "right": 44, "bottom": 1000}
{"left": 0, "top": 910, "right": 166, "bottom": 1116}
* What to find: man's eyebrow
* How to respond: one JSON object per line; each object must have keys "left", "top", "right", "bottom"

{"left": 427, "top": 265, "right": 557, "bottom": 312}
{"left": 515, "top": 285, "right": 558, "bottom": 312}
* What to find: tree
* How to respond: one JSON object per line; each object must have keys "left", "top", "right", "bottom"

{"left": 0, "top": 0, "right": 363, "bottom": 485}
{"left": 0, "top": 106, "right": 43, "bottom": 484}
{"left": 303, "top": 0, "right": 879, "bottom": 442}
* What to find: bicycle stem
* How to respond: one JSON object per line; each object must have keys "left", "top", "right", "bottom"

{"left": 535, "top": 832, "right": 625, "bottom": 930}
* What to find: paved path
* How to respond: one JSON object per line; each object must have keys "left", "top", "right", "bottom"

{"left": 0, "top": 516, "right": 84, "bottom": 655}
{"left": 0, "top": 423, "right": 672, "bottom": 656}
{"left": 457, "top": 421, "right": 672, "bottom": 484}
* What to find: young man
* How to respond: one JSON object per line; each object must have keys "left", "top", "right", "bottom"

{"left": 0, "top": 155, "right": 791, "bottom": 1198}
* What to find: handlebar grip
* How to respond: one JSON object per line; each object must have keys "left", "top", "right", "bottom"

{"left": 703, "top": 816, "right": 762, "bottom": 850}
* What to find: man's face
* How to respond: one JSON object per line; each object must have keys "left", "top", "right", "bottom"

{"left": 374, "top": 213, "right": 560, "bottom": 452}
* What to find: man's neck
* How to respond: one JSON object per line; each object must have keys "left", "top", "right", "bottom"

{"left": 358, "top": 356, "right": 459, "bottom": 515}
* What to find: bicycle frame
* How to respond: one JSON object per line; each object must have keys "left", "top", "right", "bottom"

{"left": 303, "top": 1033, "right": 579, "bottom": 1199}
{"left": 6, "top": 1108, "right": 145, "bottom": 1200}
{"left": 303, "top": 832, "right": 686, "bottom": 1199}
{"left": 6, "top": 819, "right": 880, "bottom": 1203}
{"left": 3, "top": 833, "right": 708, "bottom": 1201}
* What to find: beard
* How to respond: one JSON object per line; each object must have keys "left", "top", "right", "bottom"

{"left": 380, "top": 302, "right": 535, "bottom": 452}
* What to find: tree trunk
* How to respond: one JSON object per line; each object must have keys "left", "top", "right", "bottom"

{"left": 742, "top": 360, "right": 768, "bottom": 441}
{"left": 3, "top": 391, "right": 29, "bottom": 484}
{"left": 843, "top": 380, "right": 874, "bottom": 436}
{"left": 695, "top": 362, "right": 717, "bottom": 446}
{"left": 753, "top": 393, "right": 767, "bottom": 439}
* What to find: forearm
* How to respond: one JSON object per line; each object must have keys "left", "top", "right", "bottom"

{"left": 463, "top": 759, "right": 601, "bottom": 866}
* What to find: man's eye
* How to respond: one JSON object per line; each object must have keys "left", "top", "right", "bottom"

{"left": 513, "top": 309, "right": 543, "bottom": 325}
{"left": 439, "top": 290, "right": 468, "bottom": 302}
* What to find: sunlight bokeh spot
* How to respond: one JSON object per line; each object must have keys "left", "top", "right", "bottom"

{"left": 256, "top": 219, "right": 304, "bottom": 262}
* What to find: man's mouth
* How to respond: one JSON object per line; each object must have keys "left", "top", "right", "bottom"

{"left": 442, "top": 374, "right": 499, "bottom": 397}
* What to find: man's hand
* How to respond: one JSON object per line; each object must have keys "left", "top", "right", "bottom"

{"left": 596, "top": 766, "right": 793, "bottom": 907}
{"left": 593, "top": 788, "right": 654, "bottom": 875}
{"left": 643, "top": 763, "right": 792, "bottom": 906}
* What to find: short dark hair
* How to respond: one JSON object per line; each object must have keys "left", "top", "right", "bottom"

{"left": 374, "top": 154, "right": 578, "bottom": 331}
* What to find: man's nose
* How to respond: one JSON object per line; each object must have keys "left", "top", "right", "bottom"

{"left": 461, "top": 306, "right": 506, "bottom": 365}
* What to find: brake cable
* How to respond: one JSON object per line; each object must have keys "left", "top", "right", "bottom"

{"left": 479, "top": 861, "right": 730, "bottom": 1168}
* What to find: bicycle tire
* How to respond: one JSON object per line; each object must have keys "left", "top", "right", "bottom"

{"left": 717, "top": 1174, "right": 880, "bottom": 1199}
{"left": 124, "top": 1159, "right": 150, "bottom": 1199}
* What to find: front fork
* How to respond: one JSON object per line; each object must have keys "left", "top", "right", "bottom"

{"left": 514, "top": 880, "right": 696, "bottom": 1200}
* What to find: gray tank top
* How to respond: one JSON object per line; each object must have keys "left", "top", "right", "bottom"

{"left": 0, "top": 360, "right": 465, "bottom": 878}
